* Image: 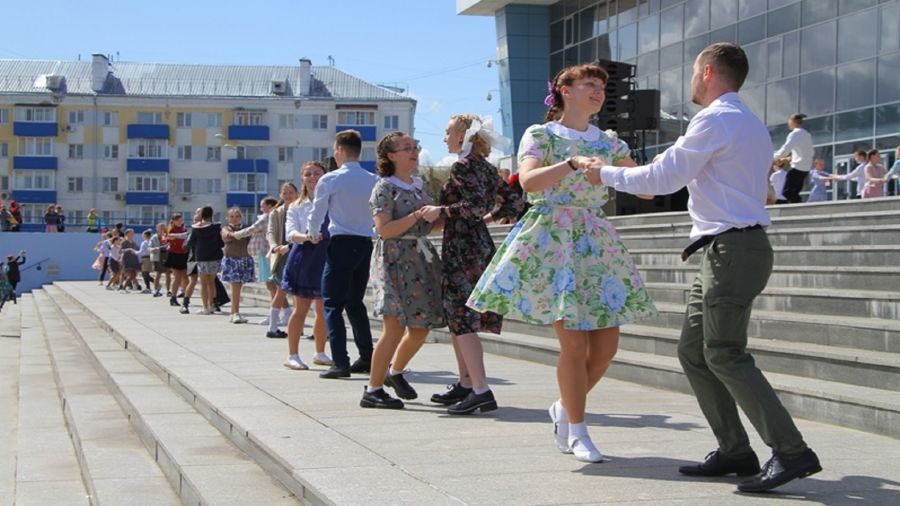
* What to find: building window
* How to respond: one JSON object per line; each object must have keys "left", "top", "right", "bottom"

{"left": 20, "top": 203, "right": 52, "bottom": 224}
{"left": 68, "top": 177, "right": 84, "bottom": 192}
{"left": 207, "top": 113, "right": 222, "bottom": 128}
{"left": 383, "top": 115, "right": 399, "bottom": 130}
{"left": 0, "top": 142, "right": 8, "bottom": 158}
{"left": 16, "top": 106, "right": 56, "bottom": 122}
{"left": 175, "top": 178, "right": 193, "bottom": 194}
{"left": 126, "top": 205, "right": 167, "bottom": 225}
{"left": 234, "top": 111, "right": 264, "bottom": 126}
{"left": 278, "top": 147, "right": 294, "bottom": 162}
{"left": 0, "top": 176, "right": 7, "bottom": 190}
{"left": 131, "top": 139, "right": 167, "bottom": 158}
{"left": 101, "top": 210, "right": 116, "bottom": 225}
{"left": 176, "top": 112, "right": 192, "bottom": 128}
{"left": 201, "top": 178, "right": 222, "bottom": 193}
{"left": 337, "top": 111, "right": 375, "bottom": 125}
{"left": 361, "top": 147, "right": 376, "bottom": 161}
{"left": 312, "top": 114, "right": 328, "bottom": 130}
{"left": 128, "top": 173, "right": 167, "bottom": 192}
{"left": 101, "top": 177, "right": 119, "bottom": 193}
{"left": 20, "top": 137, "right": 54, "bottom": 156}
{"left": 103, "top": 144, "right": 119, "bottom": 159}
{"left": 312, "top": 147, "right": 329, "bottom": 161}
{"left": 102, "top": 111, "right": 119, "bottom": 126}
{"left": 207, "top": 146, "right": 221, "bottom": 161}
{"left": 68, "top": 110, "right": 85, "bottom": 125}
{"left": 0, "top": 109, "right": 7, "bottom": 124}
{"left": 177, "top": 145, "right": 193, "bottom": 160}
{"left": 235, "top": 146, "right": 264, "bottom": 159}
{"left": 137, "top": 111, "right": 163, "bottom": 124}
{"left": 69, "top": 210, "right": 85, "bottom": 226}
{"left": 176, "top": 177, "right": 222, "bottom": 194}
{"left": 68, "top": 144, "right": 84, "bottom": 159}
{"left": 228, "top": 173, "right": 267, "bottom": 192}
{"left": 278, "top": 114, "right": 297, "bottom": 129}
{"left": 13, "top": 170, "right": 54, "bottom": 190}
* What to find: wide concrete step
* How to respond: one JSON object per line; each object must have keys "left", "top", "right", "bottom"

{"left": 645, "top": 282, "right": 900, "bottom": 322}
{"left": 0, "top": 304, "right": 20, "bottom": 505}
{"left": 51, "top": 281, "right": 466, "bottom": 506}
{"left": 642, "top": 301, "right": 900, "bottom": 354}
{"left": 40, "top": 285, "right": 299, "bottom": 506}
{"left": 630, "top": 245, "right": 900, "bottom": 268}
{"left": 613, "top": 225, "right": 900, "bottom": 249}
{"left": 419, "top": 323, "right": 900, "bottom": 439}
{"left": 14, "top": 296, "right": 90, "bottom": 505}
{"left": 31, "top": 290, "right": 181, "bottom": 506}
{"left": 638, "top": 264, "right": 900, "bottom": 291}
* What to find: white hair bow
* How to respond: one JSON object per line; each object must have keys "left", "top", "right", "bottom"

{"left": 459, "top": 116, "right": 512, "bottom": 159}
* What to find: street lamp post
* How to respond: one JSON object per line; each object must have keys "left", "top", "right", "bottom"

{"left": 216, "top": 133, "right": 261, "bottom": 218}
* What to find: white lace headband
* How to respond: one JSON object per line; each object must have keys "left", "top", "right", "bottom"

{"left": 459, "top": 116, "right": 512, "bottom": 159}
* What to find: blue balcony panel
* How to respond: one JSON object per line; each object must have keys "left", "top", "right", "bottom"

{"left": 12, "top": 190, "right": 56, "bottom": 203}
{"left": 125, "top": 192, "right": 169, "bottom": 206}
{"left": 226, "top": 192, "right": 266, "bottom": 208}
{"left": 13, "top": 122, "right": 58, "bottom": 137}
{"left": 335, "top": 124, "right": 376, "bottom": 142}
{"left": 228, "top": 125, "right": 270, "bottom": 141}
{"left": 127, "top": 124, "right": 170, "bottom": 139}
{"left": 18, "top": 224, "right": 45, "bottom": 232}
{"left": 359, "top": 161, "right": 376, "bottom": 173}
{"left": 127, "top": 158, "right": 170, "bottom": 172}
{"left": 13, "top": 156, "right": 58, "bottom": 170}
{"left": 227, "top": 158, "right": 269, "bottom": 173}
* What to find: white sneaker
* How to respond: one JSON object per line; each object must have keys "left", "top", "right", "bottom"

{"left": 283, "top": 356, "right": 309, "bottom": 370}
{"left": 140, "top": 288, "right": 152, "bottom": 294}
{"left": 568, "top": 434, "right": 604, "bottom": 463}
{"left": 230, "top": 313, "right": 248, "bottom": 324}
{"left": 549, "top": 401, "right": 571, "bottom": 454}
{"left": 258, "top": 317, "right": 270, "bottom": 326}
{"left": 312, "top": 352, "right": 333, "bottom": 366}
{"left": 196, "top": 307, "right": 211, "bottom": 315}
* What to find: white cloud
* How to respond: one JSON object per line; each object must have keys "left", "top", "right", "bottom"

{"left": 435, "top": 155, "right": 458, "bottom": 168}
{"left": 426, "top": 100, "right": 443, "bottom": 113}
{"left": 418, "top": 149, "right": 434, "bottom": 166}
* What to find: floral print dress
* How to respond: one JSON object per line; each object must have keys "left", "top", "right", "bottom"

{"left": 467, "top": 121, "right": 657, "bottom": 330}
{"left": 369, "top": 177, "right": 446, "bottom": 329}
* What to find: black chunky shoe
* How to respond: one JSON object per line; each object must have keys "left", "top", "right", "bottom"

{"left": 738, "top": 449, "right": 821, "bottom": 493}
{"left": 266, "top": 330, "right": 287, "bottom": 338}
{"left": 447, "top": 390, "right": 497, "bottom": 415}
{"left": 678, "top": 450, "right": 761, "bottom": 477}
{"left": 349, "top": 358, "right": 371, "bottom": 374}
{"left": 319, "top": 365, "right": 351, "bottom": 379}
{"left": 360, "top": 387, "right": 404, "bottom": 409}
{"left": 169, "top": 297, "right": 179, "bottom": 307}
{"left": 384, "top": 372, "right": 418, "bottom": 400}
{"left": 430, "top": 382, "right": 472, "bottom": 405}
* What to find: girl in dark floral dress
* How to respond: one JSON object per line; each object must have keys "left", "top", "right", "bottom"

{"left": 418, "top": 114, "right": 516, "bottom": 415}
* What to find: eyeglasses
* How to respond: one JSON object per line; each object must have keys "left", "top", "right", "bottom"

{"left": 393, "top": 141, "right": 422, "bottom": 153}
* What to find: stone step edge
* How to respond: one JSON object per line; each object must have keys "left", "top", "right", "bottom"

{"left": 15, "top": 296, "right": 91, "bottom": 504}
{"left": 644, "top": 282, "right": 900, "bottom": 302}
{"left": 629, "top": 245, "right": 900, "bottom": 253}
{"left": 49, "top": 282, "right": 462, "bottom": 506}
{"left": 638, "top": 264, "right": 900, "bottom": 275}
{"left": 39, "top": 286, "right": 300, "bottom": 506}
{"left": 31, "top": 290, "right": 180, "bottom": 506}
{"left": 416, "top": 324, "right": 900, "bottom": 438}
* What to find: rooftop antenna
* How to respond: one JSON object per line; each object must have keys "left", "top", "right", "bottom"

{"left": 327, "top": 55, "right": 335, "bottom": 67}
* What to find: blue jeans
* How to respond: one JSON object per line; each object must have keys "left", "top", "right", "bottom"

{"left": 322, "top": 235, "right": 374, "bottom": 368}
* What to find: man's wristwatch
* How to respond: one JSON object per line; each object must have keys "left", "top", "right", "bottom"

{"left": 566, "top": 158, "right": 578, "bottom": 171}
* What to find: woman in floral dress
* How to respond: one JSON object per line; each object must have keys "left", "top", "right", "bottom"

{"left": 467, "top": 64, "right": 657, "bottom": 463}
{"left": 363, "top": 132, "right": 445, "bottom": 410}
{"left": 418, "top": 114, "right": 517, "bottom": 415}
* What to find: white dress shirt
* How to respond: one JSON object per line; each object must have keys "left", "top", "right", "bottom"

{"left": 601, "top": 92, "right": 772, "bottom": 240}
{"left": 769, "top": 169, "right": 787, "bottom": 201}
{"left": 285, "top": 200, "right": 313, "bottom": 243}
{"left": 774, "top": 127, "right": 814, "bottom": 172}
{"left": 307, "top": 161, "right": 376, "bottom": 238}
{"left": 836, "top": 162, "right": 868, "bottom": 196}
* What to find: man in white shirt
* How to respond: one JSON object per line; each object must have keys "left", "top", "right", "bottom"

{"left": 773, "top": 113, "right": 814, "bottom": 203}
{"left": 835, "top": 149, "right": 871, "bottom": 198}
{"left": 598, "top": 42, "right": 821, "bottom": 493}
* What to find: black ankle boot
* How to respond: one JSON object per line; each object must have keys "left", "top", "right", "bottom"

{"left": 179, "top": 297, "right": 190, "bottom": 314}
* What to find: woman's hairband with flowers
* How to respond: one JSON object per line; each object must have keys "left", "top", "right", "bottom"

{"left": 543, "top": 80, "right": 556, "bottom": 107}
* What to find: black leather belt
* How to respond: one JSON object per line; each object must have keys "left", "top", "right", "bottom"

{"left": 680, "top": 224, "right": 763, "bottom": 262}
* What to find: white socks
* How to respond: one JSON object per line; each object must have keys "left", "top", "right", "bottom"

{"left": 473, "top": 386, "right": 490, "bottom": 395}
{"left": 268, "top": 307, "right": 280, "bottom": 332}
{"left": 366, "top": 386, "right": 383, "bottom": 394}
{"left": 569, "top": 422, "right": 588, "bottom": 439}
{"left": 281, "top": 306, "right": 292, "bottom": 321}
{"left": 389, "top": 367, "right": 402, "bottom": 377}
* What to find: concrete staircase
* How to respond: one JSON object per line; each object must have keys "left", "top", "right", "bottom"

{"left": 241, "top": 198, "right": 900, "bottom": 438}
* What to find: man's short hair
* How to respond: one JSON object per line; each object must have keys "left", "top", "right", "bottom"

{"left": 855, "top": 149, "right": 868, "bottom": 158}
{"left": 335, "top": 130, "right": 362, "bottom": 158}
{"left": 699, "top": 42, "right": 749, "bottom": 90}
{"left": 789, "top": 113, "right": 806, "bottom": 125}
{"left": 261, "top": 197, "right": 278, "bottom": 208}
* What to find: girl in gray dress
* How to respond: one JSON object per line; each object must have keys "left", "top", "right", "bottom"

{"left": 361, "top": 132, "right": 445, "bottom": 410}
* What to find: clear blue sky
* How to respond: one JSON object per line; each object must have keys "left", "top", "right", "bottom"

{"left": 3, "top": 0, "right": 501, "bottom": 166}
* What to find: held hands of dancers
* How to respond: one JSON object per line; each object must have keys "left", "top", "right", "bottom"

{"left": 418, "top": 205, "right": 443, "bottom": 223}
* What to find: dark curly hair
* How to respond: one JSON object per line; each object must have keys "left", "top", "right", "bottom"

{"left": 544, "top": 64, "right": 609, "bottom": 122}
{"left": 375, "top": 131, "right": 408, "bottom": 177}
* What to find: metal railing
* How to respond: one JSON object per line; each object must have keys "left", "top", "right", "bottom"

{"left": 20, "top": 257, "right": 50, "bottom": 273}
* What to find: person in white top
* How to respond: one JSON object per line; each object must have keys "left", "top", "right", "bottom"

{"left": 834, "top": 149, "right": 869, "bottom": 198}
{"left": 598, "top": 42, "right": 821, "bottom": 493}
{"left": 773, "top": 113, "right": 814, "bottom": 203}
{"left": 769, "top": 159, "right": 788, "bottom": 204}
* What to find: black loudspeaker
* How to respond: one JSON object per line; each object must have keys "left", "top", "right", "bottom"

{"left": 596, "top": 60, "right": 635, "bottom": 80}
{"left": 631, "top": 89, "right": 660, "bottom": 131}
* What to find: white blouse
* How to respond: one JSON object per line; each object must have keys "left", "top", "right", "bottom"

{"left": 285, "top": 200, "right": 314, "bottom": 243}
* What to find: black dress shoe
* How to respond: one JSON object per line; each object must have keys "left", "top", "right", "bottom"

{"left": 430, "top": 382, "right": 472, "bottom": 405}
{"left": 169, "top": 297, "right": 179, "bottom": 307}
{"left": 679, "top": 450, "right": 761, "bottom": 477}
{"left": 349, "top": 359, "right": 371, "bottom": 374}
{"left": 266, "top": 330, "right": 288, "bottom": 338}
{"left": 738, "top": 449, "right": 822, "bottom": 493}
{"left": 319, "top": 365, "right": 351, "bottom": 379}
{"left": 360, "top": 387, "right": 404, "bottom": 409}
{"left": 384, "top": 372, "right": 418, "bottom": 400}
{"left": 447, "top": 390, "right": 497, "bottom": 415}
